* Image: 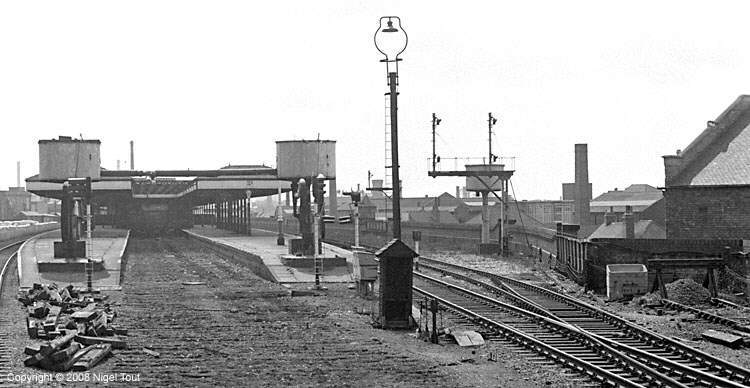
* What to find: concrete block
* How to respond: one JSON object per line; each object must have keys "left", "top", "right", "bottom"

{"left": 702, "top": 329, "right": 744, "bottom": 349}
{"left": 606, "top": 264, "right": 648, "bottom": 300}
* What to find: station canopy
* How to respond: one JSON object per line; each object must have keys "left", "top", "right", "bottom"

{"left": 26, "top": 165, "right": 292, "bottom": 204}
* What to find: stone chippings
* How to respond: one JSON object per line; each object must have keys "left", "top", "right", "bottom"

{"left": 94, "top": 237, "right": 464, "bottom": 388}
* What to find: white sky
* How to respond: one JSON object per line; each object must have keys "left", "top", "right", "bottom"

{"left": 1, "top": 1, "right": 748, "bottom": 199}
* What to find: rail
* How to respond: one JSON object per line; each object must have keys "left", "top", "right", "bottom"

{"left": 420, "top": 257, "right": 750, "bottom": 386}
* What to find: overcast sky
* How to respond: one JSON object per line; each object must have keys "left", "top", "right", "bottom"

{"left": 1, "top": 1, "right": 748, "bottom": 200}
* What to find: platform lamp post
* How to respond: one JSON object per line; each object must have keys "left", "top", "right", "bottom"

{"left": 375, "top": 16, "right": 407, "bottom": 240}
{"left": 375, "top": 16, "right": 417, "bottom": 330}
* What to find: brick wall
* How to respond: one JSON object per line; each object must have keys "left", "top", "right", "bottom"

{"left": 248, "top": 217, "right": 554, "bottom": 255}
{"left": 584, "top": 237, "right": 742, "bottom": 292}
{"left": 666, "top": 186, "right": 750, "bottom": 239}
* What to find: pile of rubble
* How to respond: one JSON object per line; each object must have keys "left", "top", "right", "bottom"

{"left": 634, "top": 278, "right": 711, "bottom": 306}
{"left": 18, "top": 283, "right": 126, "bottom": 371}
{"left": 665, "top": 278, "right": 710, "bottom": 304}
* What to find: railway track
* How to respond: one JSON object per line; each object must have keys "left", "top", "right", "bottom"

{"left": 323, "top": 239, "right": 750, "bottom": 386}
{"left": 418, "top": 257, "right": 750, "bottom": 387}
{"left": 0, "top": 240, "right": 25, "bottom": 387}
{"left": 658, "top": 298, "right": 749, "bottom": 332}
{"left": 414, "top": 273, "right": 688, "bottom": 387}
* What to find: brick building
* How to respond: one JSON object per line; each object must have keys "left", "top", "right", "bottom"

{"left": 0, "top": 187, "right": 31, "bottom": 220}
{"left": 589, "top": 184, "right": 664, "bottom": 226}
{"left": 663, "top": 95, "right": 750, "bottom": 239}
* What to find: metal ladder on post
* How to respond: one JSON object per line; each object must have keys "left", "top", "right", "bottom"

{"left": 384, "top": 93, "right": 392, "bottom": 189}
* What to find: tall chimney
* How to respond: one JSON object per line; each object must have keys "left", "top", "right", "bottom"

{"left": 130, "top": 140, "right": 135, "bottom": 170}
{"left": 456, "top": 186, "right": 460, "bottom": 199}
{"left": 624, "top": 205, "right": 635, "bottom": 239}
{"left": 574, "top": 144, "right": 591, "bottom": 225}
{"left": 16, "top": 161, "right": 21, "bottom": 188}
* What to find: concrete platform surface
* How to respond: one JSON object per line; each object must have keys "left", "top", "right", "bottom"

{"left": 186, "top": 226, "right": 354, "bottom": 284}
{"left": 18, "top": 228, "right": 129, "bottom": 291}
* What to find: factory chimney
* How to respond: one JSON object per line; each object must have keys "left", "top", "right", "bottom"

{"left": 130, "top": 141, "right": 135, "bottom": 170}
{"left": 16, "top": 161, "right": 21, "bottom": 188}
{"left": 574, "top": 144, "right": 591, "bottom": 225}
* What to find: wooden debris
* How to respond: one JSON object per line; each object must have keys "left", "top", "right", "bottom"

{"left": 23, "top": 353, "right": 44, "bottom": 367}
{"left": 75, "top": 335, "right": 127, "bottom": 349}
{"left": 702, "top": 329, "right": 744, "bottom": 349}
{"left": 72, "top": 344, "right": 111, "bottom": 371}
{"left": 57, "top": 345, "right": 94, "bottom": 372}
{"left": 142, "top": 347, "right": 160, "bottom": 358}
{"left": 29, "top": 301, "right": 50, "bottom": 318}
{"left": 40, "top": 330, "right": 77, "bottom": 356}
{"left": 17, "top": 283, "right": 127, "bottom": 372}
{"left": 71, "top": 310, "right": 98, "bottom": 322}
{"left": 27, "top": 317, "right": 39, "bottom": 338}
{"left": 24, "top": 344, "right": 41, "bottom": 356}
{"left": 50, "top": 342, "right": 82, "bottom": 363}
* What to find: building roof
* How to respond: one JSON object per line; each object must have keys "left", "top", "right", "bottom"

{"left": 588, "top": 220, "right": 666, "bottom": 239}
{"left": 590, "top": 184, "right": 663, "bottom": 213}
{"left": 665, "top": 95, "right": 750, "bottom": 187}
{"left": 407, "top": 210, "right": 459, "bottom": 224}
{"left": 369, "top": 192, "right": 462, "bottom": 212}
{"left": 26, "top": 165, "right": 290, "bottom": 203}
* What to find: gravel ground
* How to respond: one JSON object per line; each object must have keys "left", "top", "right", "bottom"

{"left": 1, "top": 237, "right": 588, "bottom": 387}
{"left": 539, "top": 270, "right": 750, "bottom": 370}
{"left": 429, "top": 250, "right": 750, "bottom": 372}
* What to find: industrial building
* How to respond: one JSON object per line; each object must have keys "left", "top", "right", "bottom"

{"left": 589, "top": 184, "right": 664, "bottom": 226}
{"left": 663, "top": 95, "right": 750, "bottom": 239}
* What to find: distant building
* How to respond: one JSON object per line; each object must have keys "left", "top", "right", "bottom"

{"left": 370, "top": 191, "right": 461, "bottom": 222}
{"left": 516, "top": 200, "right": 575, "bottom": 225}
{"left": 0, "top": 187, "right": 32, "bottom": 220}
{"left": 663, "top": 95, "right": 750, "bottom": 239}
{"left": 589, "top": 184, "right": 664, "bottom": 226}
{"left": 588, "top": 220, "right": 666, "bottom": 239}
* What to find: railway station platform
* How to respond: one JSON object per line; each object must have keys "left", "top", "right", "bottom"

{"left": 184, "top": 226, "right": 354, "bottom": 284}
{"left": 17, "top": 228, "right": 129, "bottom": 291}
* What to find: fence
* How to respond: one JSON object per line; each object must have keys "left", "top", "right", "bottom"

{"left": 248, "top": 216, "right": 557, "bottom": 256}
{"left": 0, "top": 222, "right": 59, "bottom": 245}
